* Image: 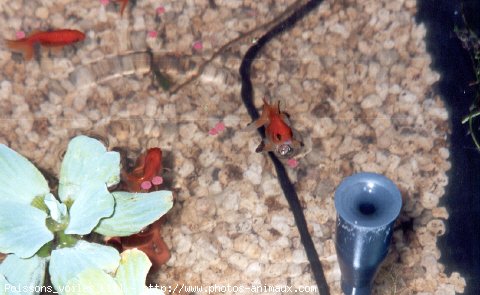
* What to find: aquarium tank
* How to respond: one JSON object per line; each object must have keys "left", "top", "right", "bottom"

{"left": 0, "top": 0, "right": 479, "bottom": 294}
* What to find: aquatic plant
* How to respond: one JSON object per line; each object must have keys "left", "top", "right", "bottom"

{"left": 0, "top": 135, "right": 172, "bottom": 295}
{"left": 456, "top": 12, "right": 480, "bottom": 150}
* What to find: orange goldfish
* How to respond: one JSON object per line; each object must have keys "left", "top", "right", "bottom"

{"left": 123, "top": 147, "right": 162, "bottom": 192}
{"left": 247, "top": 98, "right": 303, "bottom": 158}
{"left": 5, "top": 29, "right": 85, "bottom": 60}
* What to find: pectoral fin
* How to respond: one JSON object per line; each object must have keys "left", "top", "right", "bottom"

{"left": 243, "top": 115, "right": 270, "bottom": 132}
{"left": 255, "top": 140, "right": 265, "bottom": 153}
{"left": 255, "top": 139, "right": 276, "bottom": 153}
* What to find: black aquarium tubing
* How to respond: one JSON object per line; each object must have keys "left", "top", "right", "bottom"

{"left": 239, "top": 1, "right": 329, "bottom": 294}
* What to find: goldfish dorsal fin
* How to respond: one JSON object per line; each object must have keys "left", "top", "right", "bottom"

{"left": 275, "top": 98, "right": 289, "bottom": 112}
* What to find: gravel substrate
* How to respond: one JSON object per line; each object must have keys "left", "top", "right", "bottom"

{"left": 0, "top": 0, "right": 466, "bottom": 294}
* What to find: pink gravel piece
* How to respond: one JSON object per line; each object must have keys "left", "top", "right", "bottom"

{"left": 209, "top": 128, "right": 218, "bottom": 136}
{"left": 15, "top": 31, "right": 25, "bottom": 39}
{"left": 214, "top": 122, "right": 225, "bottom": 132}
{"left": 148, "top": 31, "right": 158, "bottom": 38}
{"left": 156, "top": 6, "right": 165, "bottom": 14}
{"left": 152, "top": 176, "right": 163, "bottom": 185}
{"left": 287, "top": 158, "right": 299, "bottom": 168}
{"left": 141, "top": 180, "right": 152, "bottom": 190}
{"left": 192, "top": 40, "right": 203, "bottom": 51}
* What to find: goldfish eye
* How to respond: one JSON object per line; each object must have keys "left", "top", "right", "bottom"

{"left": 276, "top": 134, "right": 282, "bottom": 141}
{"left": 277, "top": 143, "right": 294, "bottom": 158}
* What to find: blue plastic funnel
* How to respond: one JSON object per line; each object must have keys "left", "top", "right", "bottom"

{"left": 334, "top": 172, "right": 402, "bottom": 295}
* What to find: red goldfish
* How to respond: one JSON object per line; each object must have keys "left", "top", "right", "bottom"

{"left": 110, "top": 218, "right": 170, "bottom": 271}
{"left": 6, "top": 29, "right": 85, "bottom": 60}
{"left": 247, "top": 98, "right": 303, "bottom": 158}
{"left": 123, "top": 147, "right": 162, "bottom": 192}
{"left": 115, "top": 0, "right": 129, "bottom": 16}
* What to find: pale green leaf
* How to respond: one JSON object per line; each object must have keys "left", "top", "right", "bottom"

{"left": 65, "top": 183, "right": 114, "bottom": 235}
{"left": 115, "top": 249, "right": 151, "bottom": 295}
{"left": 0, "top": 274, "right": 8, "bottom": 295}
{"left": 142, "top": 287, "right": 166, "bottom": 295}
{"left": 0, "top": 254, "right": 46, "bottom": 295}
{"left": 62, "top": 268, "right": 122, "bottom": 295}
{"left": 0, "top": 145, "right": 49, "bottom": 205}
{"left": 94, "top": 191, "right": 173, "bottom": 237}
{"left": 44, "top": 193, "right": 67, "bottom": 224}
{"left": 0, "top": 201, "right": 53, "bottom": 258}
{"left": 58, "top": 136, "right": 120, "bottom": 202}
{"left": 49, "top": 241, "right": 120, "bottom": 293}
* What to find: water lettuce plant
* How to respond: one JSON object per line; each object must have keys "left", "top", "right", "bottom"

{"left": 0, "top": 135, "right": 172, "bottom": 295}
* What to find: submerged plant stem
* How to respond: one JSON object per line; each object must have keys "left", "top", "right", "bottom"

{"left": 57, "top": 231, "right": 78, "bottom": 248}
{"left": 456, "top": 4, "right": 480, "bottom": 150}
{"left": 461, "top": 110, "right": 480, "bottom": 124}
{"left": 469, "top": 114, "right": 480, "bottom": 149}
{"left": 169, "top": 0, "right": 306, "bottom": 94}
{"left": 36, "top": 241, "right": 53, "bottom": 258}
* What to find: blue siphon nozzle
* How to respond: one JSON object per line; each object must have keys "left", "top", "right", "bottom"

{"left": 334, "top": 172, "right": 402, "bottom": 295}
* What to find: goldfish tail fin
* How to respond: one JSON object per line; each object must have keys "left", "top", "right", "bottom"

{"left": 120, "top": 0, "right": 128, "bottom": 16}
{"left": 5, "top": 39, "right": 34, "bottom": 60}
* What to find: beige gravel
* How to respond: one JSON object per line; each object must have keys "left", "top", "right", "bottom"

{"left": 0, "top": 0, "right": 465, "bottom": 294}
